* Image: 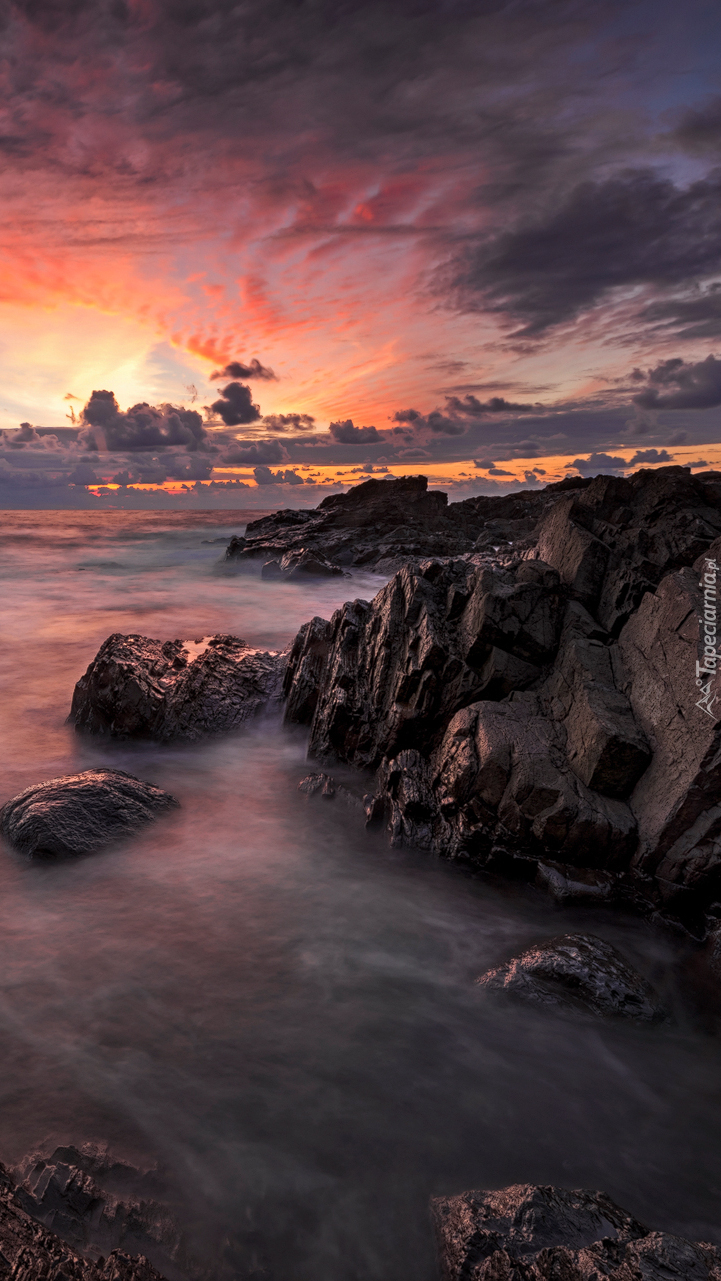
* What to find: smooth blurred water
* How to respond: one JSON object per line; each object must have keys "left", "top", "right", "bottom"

{"left": 0, "top": 509, "right": 720, "bottom": 1279}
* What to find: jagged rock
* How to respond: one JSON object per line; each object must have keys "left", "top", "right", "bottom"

{"left": 0, "top": 1159, "right": 162, "bottom": 1280}
{"left": 226, "top": 475, "right": 577, "bottom": 573}
{"left": 430, "top": 1183, "right": 721, "bottom": 1281}
{"left": 534, "top": 467, "right": 721, "bottom": 634}
{"left": 297, "top": 773, "right": 366, "bottom": 811}
{"left": 284, "top": 558, "right": 564, "bottom": 769}
{"left": 69, "top": 633, "right": 282, "bottom": 741}
{"left": 261, "top": 549, "right": 346, "bottom": 580}
{"left": 475, "top": 933, "right": 666, "bottom": 1020}
{"left": 12, "top": 1145, "right": 182, "bottom": 1276}
{"left": 0, "top": 770, "right": 179, "bottom": 859}
{"left": 617, "top": 565, "right": 721, "bottom": 911}
{"left": 540, "top": 602, "right": 650, "bottom": 798}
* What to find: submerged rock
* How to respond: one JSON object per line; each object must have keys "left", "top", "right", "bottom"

{"left": 261, "top": 548, "right": 346, "bottom": 580}
{"left": 69, "top": 633, "right": 283, "bottom": 741}
{"left": 0, "top": 769, "right": 179, "bottom": 859}
{"left": 475, "top": 933, "right": 666, "bottom": 1021}
{"left": 0, "top": 1159, "right": 162, "bottom": 1279}
{"left": 430, "top": 1182, "right": 721, "bottom": 1281}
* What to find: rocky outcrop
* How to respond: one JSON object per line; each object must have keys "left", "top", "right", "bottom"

{"left": 430, "top": 1183, "right": 721, "bottom": 1281}
{"left": 0, "top": 1159, "right": 162, "bottom": 1280}
{"left": 260, "top": 548, "right": 346, "bottom": 581}
{"left": 226, "top": 474, "right": 584, "bottom": 574}
{"left": 13, "top": 1146, "right": 182, "bottom": 1277}
{"left": 69, "top": 633, "right": 282, "bottom": 741}
{"left": 283, "top": 467, "right": 721, "bottom": 927}
{"left": 0, "top": 770, "right": 179, "bottom": 858}
{"left": 475, "top": 933, "right": 666, "bottom": 1021}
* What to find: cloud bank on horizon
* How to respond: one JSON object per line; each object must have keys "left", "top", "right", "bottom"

{"left": 1, "top": 0, "right": 721, "bottom": 505}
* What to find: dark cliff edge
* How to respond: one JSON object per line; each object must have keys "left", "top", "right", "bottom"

{"left": 283, "top": 467, "right": 721, "bottom": 938}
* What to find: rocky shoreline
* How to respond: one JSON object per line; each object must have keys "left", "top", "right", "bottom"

{"left": 3, "top": 467, "right": 721, "bottom": 1276}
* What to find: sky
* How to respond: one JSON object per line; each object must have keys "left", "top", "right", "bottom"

{"left": 2, "top": 0, "right": 721, "bottom": 508}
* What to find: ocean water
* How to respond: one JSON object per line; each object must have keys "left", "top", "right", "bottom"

{"left": 0, "top": 509, "right": 720, "bottom": 1279}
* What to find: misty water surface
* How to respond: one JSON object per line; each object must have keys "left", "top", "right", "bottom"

{"left": 0, "top": 509, "right": 720, "bottom": 1280}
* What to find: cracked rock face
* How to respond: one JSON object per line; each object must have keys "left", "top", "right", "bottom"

{"left": 283, "top": 467, "right": 721, "bottom": 924}
{"left": 0, "top": 770, "right": 179, "bottom": 859}
{"left": 226, "top": 474, "right": 580, "bottom": 573}
{"left": 0, "top": 1159, "right": 163, "bottom": 1280}
{"left": 475, "top": 933, "right": 666, "bottom": 1021}
{"left": 68, "top": 633, "right": 283, "bottom": 742}
{"left": 430, "top": 1183, "right": 721, "bottom": 1281}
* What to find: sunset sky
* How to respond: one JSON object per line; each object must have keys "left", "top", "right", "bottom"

{"left": 2, "top": 0, "right": 721, "bottom": 506}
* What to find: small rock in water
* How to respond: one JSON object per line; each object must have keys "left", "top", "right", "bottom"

{"left": 476, "top": 932, "right": 666, "bottom": 1021}
{"left": 430, "top": 1182, "right": 721, "bottom": 1281}
{"left": 0, "top": 769, "right": 179, "bottom": 859}
{"left": 298, "top": 772, "right": 336, "bottom": 798}
{"left": 536, "top": 860, "right": 617, "bottom": 905}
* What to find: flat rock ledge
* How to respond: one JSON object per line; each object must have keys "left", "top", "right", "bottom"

{"left": 430, "top": 1183, "right": 721, "bottom": 1280}
{"left": 476, "top": 933, "right": 666, "bottom": 1021}
{"left": 69, "top": 633, "right": 283, "bottom": 741}
{"left": 0, "top": 769, "right": 179, "bottom": 859}
{"left": 0, "top": 1159, "right": 162, "bottom": 1280}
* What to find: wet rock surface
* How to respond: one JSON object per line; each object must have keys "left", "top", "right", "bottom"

{"left": 475, "top": 933, "right": 666, "bottom": 1021}
{"left": 69, "top": 633, "right": 283, "bottom": 742}
{"left": 226, "top": 474, "right": 582, "bottom": 573}
{"left": 282, "top": 466, "right": 721, "bottom": 928}
{"left": 0, "top": 1159, "right": 162, "bottom": 1280}
{"left": 0, "top": 769, "right": 179, "bottom": 859}
{"left": 430, "top": 1183, "right": 721, "bottom": 1281}
{"left": 12, "top": 1145, "right": 185, "bottom": 1279}
{"left": 260, "top": 548, "right": 347, "bottom": 581}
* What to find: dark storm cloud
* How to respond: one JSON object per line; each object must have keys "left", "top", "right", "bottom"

{"left": 638, "top": 287, "right": 721, "bottom": 341}
{"left": 451, "top": 171, "right": 721, "bottom": 338}
{"left": 262, "top": 413, "right": 316, "bottom": 432}
{"left": 329, "top": 419, "right": 382, "bottom": 444}
{"left": 391, "top": 409, "right": 466, "bottom": 436}
{"left": 670, "top": 96, "right": 721, "bottom": 153}
{"left": 210, "top": 382, "right": 262, "bottom": 427}
{"left": 627, "top": 448, "right": 674, "bottom": 465}
{"left": 210, "top": 359, "right": 277, "bottom": 382}
{"left": 445, "top": 394, "right": 543, "bottom": 415}
{"left": 632, "top": 355, "right": 721, "bottom": 410}
{"left": 219, "top": 438, "right": 288, "bottom": 465}
{"left": 81, "top": 390, "right": 207, "bottom": 450}
{"left": 253, "top": 465, "right": 304, "bottom": 485}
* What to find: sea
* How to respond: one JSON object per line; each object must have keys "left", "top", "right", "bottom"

{"left": 0, "top": 509, "right": 720, "bottom": 1279}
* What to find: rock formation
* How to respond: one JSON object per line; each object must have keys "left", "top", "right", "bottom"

{"left": 282, "top": 467, "right": 721, "bottom": 929}
{"left": 225, "top": 474, "right": 586, "bottom": 574}
{"left": 69, "top": 634, "right": 282, "bottom": 742}
{"left": 430, "top": 1182, "right": 721, "bottom": 1281}
{"left": 0, "top": 1159, "right": 162, "bottom": 1280}
{"left": 11, "top": 1145, "right": 197, "bottom": 1280}
{"left": 475, "top": 933, "right": 666, "bottom": 1021}
{"left": 0, "top": 770, "right": 179, "bottom": 858}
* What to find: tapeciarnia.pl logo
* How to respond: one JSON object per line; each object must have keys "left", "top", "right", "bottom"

{"left": 697, "top": 557, "right": 719, "bottom": 719}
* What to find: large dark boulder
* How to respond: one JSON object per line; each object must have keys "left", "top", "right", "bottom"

{"left": 475, "top": 933, "right": 666, "bottom": 1021}
{"left": 0, "top": 1159, "right": 162, "bottom": 1279}
{"left": 0, "top": 769, "right": 179, "bottom": 859}
{"left": 69, "top": 633, "right": 282, "bottom": 741}
{"left": 430, "top": 1183, "right": 721, "bottom": 1281}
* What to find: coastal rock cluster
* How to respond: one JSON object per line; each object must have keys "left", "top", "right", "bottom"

{"left": 430, "top": 1182, "right": 721, "bottom": 1280}
{"left": 224, "top": 473, "right": 583, "bottom": 574}
{"left": 0, "top": 1159, "right": 162, "bottom": 1280}
{"left": 285, "top": 466, "right": 721, "bottom": 930}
